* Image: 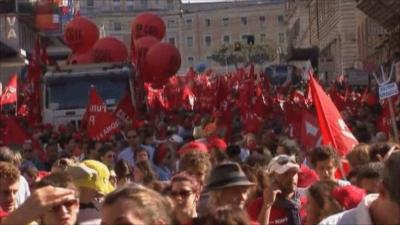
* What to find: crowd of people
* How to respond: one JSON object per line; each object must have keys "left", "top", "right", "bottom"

{"left": 0, "top": 105, "right": 399, "bottom": 225}
{"left": 0, "top": 63, "right": 399, "bottom": 225}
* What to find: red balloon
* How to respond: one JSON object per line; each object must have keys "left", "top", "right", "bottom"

{"left": 92, "top": 37, "right": 128, "bottom": 63}
{"left": 64, "top": 16, "right": 99, "bottom": 54}
{"left": 69, "top": 51, "right": 94, "bottom": 64}
{"left": 134, "top": 36, "right": 159, "bottom": 82}
{"left": 144, "top": 43, "right": 181, "bottom": 86}
{"left": 131, "top": 13, "right": 166, "bottom": 40}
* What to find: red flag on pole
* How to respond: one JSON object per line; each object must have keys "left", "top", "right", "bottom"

{"left": 84, "top": 86, "right": 119, "bottom": 141}
{"left": 300, "top": 109, "right": 322, "bottom": 151}
{"left": 113, "top": 91, "right": 135, "bottom": 126}
{"left": 309, "top": 75, "right": 358, "bottom": 156}
{"left": 0, "top": 74, "right": 17, "bottom": 105}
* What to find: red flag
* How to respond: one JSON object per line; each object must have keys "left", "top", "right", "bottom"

{"left": 309, "top": 75, "right": 358, "bottom": 156}
{"left": 0, "top": 74, "right": 17, "bottom": 105}
{"left": 84, "top": 87, "right": 119, "bottom": 141}
{"left": 1, "top": 116, "right": 31, "bottom": 145}
{"left": 300, "top": 109, "right": 322, "bottom": 151}
{"left": 113, "top": 91, "right": 135, "bottom": 126}
{"left": 376, "top": 102, "right": 391, "bottom": 136}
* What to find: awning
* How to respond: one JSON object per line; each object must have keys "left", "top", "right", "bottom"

{"left": 357, "top": 0, "right": 400, "bottom": 29}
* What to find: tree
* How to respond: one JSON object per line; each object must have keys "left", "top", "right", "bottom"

{"left": 211, "top": 43, "right": 276, "bottom": 69}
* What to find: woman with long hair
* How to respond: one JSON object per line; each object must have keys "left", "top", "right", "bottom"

{"left": 133, "top": 160, "right": 158, "bottom": 187}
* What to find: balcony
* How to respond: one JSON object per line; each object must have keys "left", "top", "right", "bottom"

{"left": 357, "top": 0, "right": 400, "bottom": 29}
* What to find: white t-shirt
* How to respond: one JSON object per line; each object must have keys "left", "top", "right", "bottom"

{"left": 318, "top": 194, "right": 377, "bottom": 225}
{"left": 16, "top": 175, "right": 30, "bottom": 208}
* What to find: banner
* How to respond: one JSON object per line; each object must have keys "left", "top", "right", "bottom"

{"left": 309, "top": 75, "right": 358, "bottom": 156}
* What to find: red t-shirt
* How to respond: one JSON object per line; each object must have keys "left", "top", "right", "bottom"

{"left": 247, "top": 197, "right": 289, "bottom": 225}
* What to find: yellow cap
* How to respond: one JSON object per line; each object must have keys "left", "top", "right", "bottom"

{"left": 68, "top": 160, "right": 115, "bottom": 195}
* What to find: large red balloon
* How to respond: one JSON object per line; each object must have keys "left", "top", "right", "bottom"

{"left": 131, "top": 13, "right": 166, "bottom": 40}
{"left": 144, "top": 43, "right": 181, "bottom": 87}
{"left": 134, "top": 36, "right": 159, "bottom": 82}
{"left": 64, "top": 16, "right": 99, "bottom": 54}
{"left": 92, "top": 37, "right": 128, "bottom": 63}
{"left": 69, "top": 51, "right": 94, "bottom": 64}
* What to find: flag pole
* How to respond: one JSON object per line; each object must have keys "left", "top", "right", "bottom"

{"left": 15, "top": 75, "right": 18, "bottom": 116}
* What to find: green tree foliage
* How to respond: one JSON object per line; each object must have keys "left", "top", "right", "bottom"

{"left": 211, "top": 43, "right": 276, "bottom": 68}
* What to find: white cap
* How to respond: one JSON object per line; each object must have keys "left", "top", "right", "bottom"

{"left": 267, "top": 154, "right": 300, "bottom": 174}
{"left": 168, "top": 134, "right": 184, "bottom": 144}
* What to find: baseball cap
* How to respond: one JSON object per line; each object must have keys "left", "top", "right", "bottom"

{"left": 267, "top": 154, "right": 300, "bottom": 174}
{"left": 68, "top": 160, "right": 114, "bottom": 195}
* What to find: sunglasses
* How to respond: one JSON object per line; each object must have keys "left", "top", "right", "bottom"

{"left": 50, "top": 199, "right": 78, "bottom": 212}
{"left": 276, "top": 155, "right": 295, "bottom": 165}
{"left": 127, "top": 135, "right": 138, "bottom": 139}
{"left": 170, "top": 190, "right": 192, "bottom": 198}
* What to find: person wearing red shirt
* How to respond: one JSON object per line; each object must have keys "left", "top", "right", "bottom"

{"left": 247, "top": 155, "right": 301, "bottom": 225}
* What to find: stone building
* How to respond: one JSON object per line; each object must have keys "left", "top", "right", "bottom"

{"left": 77, "top": 0, "right": 287, "bottom": 72}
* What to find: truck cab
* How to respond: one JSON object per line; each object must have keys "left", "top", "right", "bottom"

{"left": 41, "top": 63, "right": 134, "bottom": 125}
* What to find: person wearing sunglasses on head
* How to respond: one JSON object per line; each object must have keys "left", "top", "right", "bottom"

{"left": 2, "top": 172, "right": 79, "bottom": 225}
{"left": 169, "top": 172, "right": 201, "bottom": 225}
{"left": 247, "top": 154, "right": 301, "bottom": 225}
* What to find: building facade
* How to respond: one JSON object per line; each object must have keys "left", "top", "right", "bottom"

{"left": 357, "top": 0, "right": 400, "bottom": 71}
{"left": 286, "top": 0, "right": 310, "bottom": 49}
{"left": 306, "top": 0, "right": 359, "bottom": 80}
{"left": 355, "top": 10, "right": 386, "bottom": 71}
{"left": 178, "top": 0, "right": 287, "bottom": 71}
{"left": 76, "top": 0, "right": 287, "bottom": 72}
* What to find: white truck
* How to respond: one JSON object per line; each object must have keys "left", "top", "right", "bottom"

{"left": 41, "top": 63, "right": 134, "bottom": 126}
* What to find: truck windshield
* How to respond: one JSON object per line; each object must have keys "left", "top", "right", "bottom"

{"left": 46, "top": 75, "right": 129, "bottom": 110}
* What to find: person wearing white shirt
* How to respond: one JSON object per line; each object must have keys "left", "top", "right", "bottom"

{"left": 319, "top": 151, "right": 400, "bottom": 225}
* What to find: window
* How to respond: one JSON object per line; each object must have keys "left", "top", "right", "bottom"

{"left": 260, "top": 33, "right": 266, "bottom": 43}
{"left": 87, "top": 0, "right": 94, "bottom": 7}
{"left": 188, "top": 57, "right": 194, "bottom": 64}
{"left": 223, "top": 35, "right": 230, "bottom": 44}
{"left": 241, "top": 35, "right": 248, "bottom": 42}
{"left": 168, "top": 37, "right": 175, "bottom": 46}
{"left": 167, "top": 19, "right": 176, "bottom": 28}
{"left": 259, "top": 16, "right": 266, "bottom": 25}
{"left": 187, "top": 36, "right": 193, "bottom": 47}
{"left": 278, "top": 15, "right": 284, "bottom": 23}
{"left": 113, "top": 0, "right": 121, "bottom": 11}
{"left": 222, "top": 18, "right": 229, "bottom": 27}
{"left": 126, "top": 0, "right": 134, "bottom": 11}
{"left": 241, "top": 17, "right": 247, "bottom": 26}
{"left": 205, "top": 18, "right": 211, "bottom": 27}
{"left": 205, "top": 36, "right": 212, "bottom": 47}
{"left": 279, "top": 33, "right": 285, "bottom": 43}
{"left": 167, "top": 0, "right": 174, "bottom": 9}
{"left": 114, "top": 22, "right": 122, "bottom": 31}
{"left": 186, "top": 18, "right": 193, "bottom": 27}
{"left": 140, "top": 0, "right": 147, "bottom": 9}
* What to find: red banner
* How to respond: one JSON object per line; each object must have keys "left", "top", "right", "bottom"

{"left": 0, "top": 74, "right": 17, "bottom": 105}
{"left": 309, "top": 75, "right": 358, "bottom": 156}
{"left": 84, "top": 87, "right": 119, "bottom": 141}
